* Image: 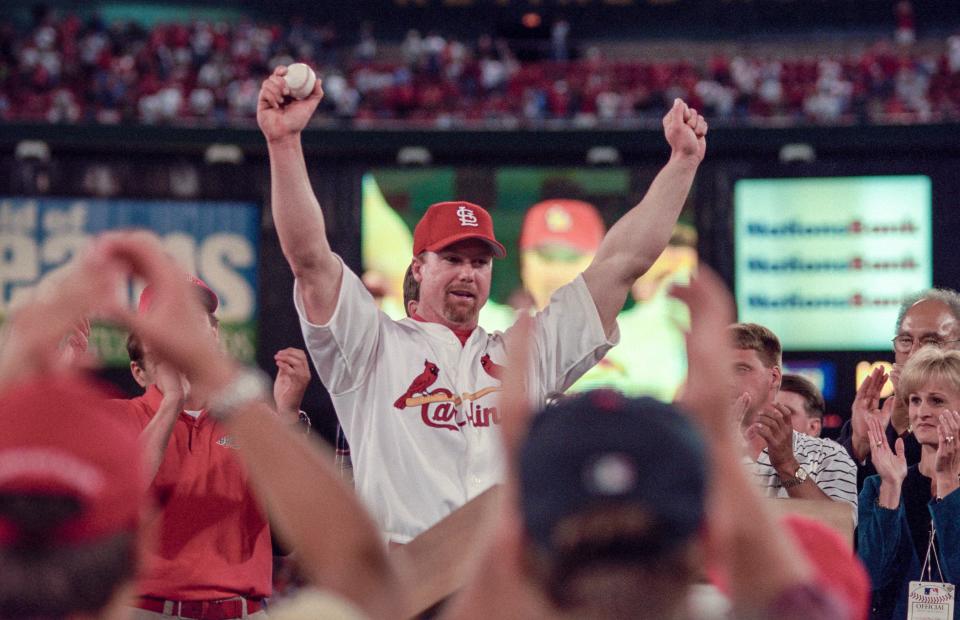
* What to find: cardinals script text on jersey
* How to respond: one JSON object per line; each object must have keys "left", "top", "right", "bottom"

{"left": 296, "top": 260, "right": 614, "bottom": 542}
{"left": 393, "top": 356, "right": 506, "bottom": 431}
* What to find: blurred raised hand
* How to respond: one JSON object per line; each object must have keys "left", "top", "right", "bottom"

{"left": 0, "top": 245, "right": 123, "bottom": 387}
{"left": 669, "top": 265, "right": 735, "bottom": 434}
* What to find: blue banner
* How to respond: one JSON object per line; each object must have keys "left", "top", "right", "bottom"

{"left": 0, "top": 197, "right": 260, "bottom": 363}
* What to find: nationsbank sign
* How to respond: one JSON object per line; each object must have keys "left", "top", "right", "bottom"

{"left": 0, "top": 197, "right": 259, "bottom": 364}
{"left": 735, "top": 176, "right": 932, "bottom": 351}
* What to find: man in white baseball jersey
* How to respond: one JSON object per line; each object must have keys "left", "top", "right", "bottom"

{"left": 256, "top": 66, "right": 708, "bottom": 543}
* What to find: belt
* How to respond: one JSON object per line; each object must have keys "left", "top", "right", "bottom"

{"left": 135, "top": 596, "right": 264, "bottom": 619}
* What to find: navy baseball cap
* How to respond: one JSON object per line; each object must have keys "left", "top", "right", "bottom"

{"left": 519, "top": 390, "right": 707, "bottom": 557}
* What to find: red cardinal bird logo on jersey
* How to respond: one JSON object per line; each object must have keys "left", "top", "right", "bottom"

{"left": 394, "top": 360, "right": 440, "bottom": 409}
{"left": 480, "top": 354, "right": 505, "bottom": 381}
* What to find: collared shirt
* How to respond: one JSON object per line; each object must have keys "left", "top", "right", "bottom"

{"left": 749, "top": 431, "right": 859, "bottom": 523}
{"left": 104, "top": 386, "right": 272, "bottom": 600}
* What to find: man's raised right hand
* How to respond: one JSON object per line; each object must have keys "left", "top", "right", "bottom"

{"left": 257, "top": 65, "right": 324, "bottom": 144}
{"left": 850, "top": 365, "right": 893, "bottom": 461}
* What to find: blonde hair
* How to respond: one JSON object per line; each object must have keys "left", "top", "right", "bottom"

{"left": 898, "top": 347, "right": 960, "bottom": 408}
{"left": 728, "top": 323, "right": 782, "bottom": 368}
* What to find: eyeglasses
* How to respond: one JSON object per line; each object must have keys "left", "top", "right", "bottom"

{"left": 891, "top": 335, "right": 960, "bottom": 354}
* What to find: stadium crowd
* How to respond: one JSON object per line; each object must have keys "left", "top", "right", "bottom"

{"left": 4, "top": 59, "right": 960, "bottom": 619}
{"left": 3, "top": 11, "right": 960, "bottom": 127}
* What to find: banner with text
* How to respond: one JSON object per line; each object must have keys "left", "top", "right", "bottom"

{"left": 0, "top": 197, "right": 259, "bottom": 364}
{"left": 735, "top": 176, "right": 932, "bottom": 351}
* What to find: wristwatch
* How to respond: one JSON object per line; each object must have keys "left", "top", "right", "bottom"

{"left": 207, "top": 367, "right": 272, "bottom": 422}
{"left": 782, "top": 466, "right": 809, "bottom": 488}
{"left": 297, "top": 409, "right": 312, "bottom": 434}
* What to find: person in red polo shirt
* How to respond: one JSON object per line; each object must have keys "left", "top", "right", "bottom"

{"left": 107, "top": 278, "right": 310, "bottom": 620}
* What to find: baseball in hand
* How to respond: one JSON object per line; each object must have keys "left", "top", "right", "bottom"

{"left": 284, "top": 63, "right": 317, "bottom": 100}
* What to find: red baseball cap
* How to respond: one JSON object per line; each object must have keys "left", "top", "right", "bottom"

{"left": 520, "top": 199, "right": 605, "bottom": 254}
{"left": 0, "top": 375, "right": 143, "bottom": 546}
{"left": 413, "top": 201, "right": 506, "bottom": 258}
{"left": 138, "top": 275, "right": 218, "bottom": 314}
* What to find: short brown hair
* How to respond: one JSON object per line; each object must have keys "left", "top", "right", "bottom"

{"left": 728, "top": 323, "right": 782, "bottom": 368}
{"left": 779, "top": 374, "right": 825, "bottom": 420}
{"left": 898, "top": 347, "right": 960, "bottom": 408}
{"left": 525, "top": 504, "right": 697, "bottom": 616}
{"left": 126, "top": 332, "right": 145, "bottom": 366}
{"left": 403, "top": 263, "right": 419, "bottom": 316}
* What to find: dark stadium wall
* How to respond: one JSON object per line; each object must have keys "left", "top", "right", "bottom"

{"left": 2, "top": 123, "right": 960, "bottom": 443}
{"left": 17, "top": 0, "right": 960, "bottom": 41}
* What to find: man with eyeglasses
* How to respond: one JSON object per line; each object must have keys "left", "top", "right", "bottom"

{"left": 838, "top": 288, "right": 960, "bottom": 490}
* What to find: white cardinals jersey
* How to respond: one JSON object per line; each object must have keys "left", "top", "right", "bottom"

{"left": 296, "top": 257, "right": 617, "bottom": 543}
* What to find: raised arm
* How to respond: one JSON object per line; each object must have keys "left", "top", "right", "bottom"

{"left": 101, "top": 232, "right": 401, "bottom": 620}
{"left": 257, "top": 66, "right": 343, "bottom": 325}
{"left": 931, "top": 413, "right": 960, "bottom": 583}
{"left": 848, "top": 366, "right": 893, "bottom": 462}
{"left": 753, "top": 402, "right": 849, "bottom": 504}
{"left": 672, "top": 268, "right": 818, "bottom": 613}
{"left": 272, "top": 347, "right": 312, "bottom": 427}
{"left": 582, "top": 99, "right": 706, "bottom": 335}
{"left": 0, "top": 249, "right": 118, "bottom": 389}
{"left": 137, "top": 363, "right": 185, "bottom": 482}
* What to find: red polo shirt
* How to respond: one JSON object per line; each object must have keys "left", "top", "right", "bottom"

{"left": 105, "top": 386, "right": 272, "bottom": 600}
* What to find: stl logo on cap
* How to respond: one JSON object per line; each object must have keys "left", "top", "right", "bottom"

{"left": 456, "top": 205, "right": 479, "bottom": 228}
{"left": 545, "top": 205, "right": 574, "bottom": 234}
{"left": 412, "top": 201, "right": 506, "bottom": 257}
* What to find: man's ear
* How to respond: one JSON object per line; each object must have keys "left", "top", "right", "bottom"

{"left": 809, "top": 417, "right": 822, "bottom": 438}
{"left": 130, "top": 361, "right": 149, "bottom": 389}
{"left": 412, "top": 256, "right": 425, "bottom": 283}
{"left": 770, "top": 364, "right": 782, "bottom": 394}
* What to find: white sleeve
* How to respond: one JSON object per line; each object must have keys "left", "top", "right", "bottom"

{"left": 293, "top": 255, "right": 384, "bottom": 396}
{"left": 508, "top": 273, "right": 619, "bottom": 399}
{"left": 812, "top": 441, "right": 859, "bottom": 525}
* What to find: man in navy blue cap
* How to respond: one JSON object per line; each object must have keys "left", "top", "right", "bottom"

{"left": 446, "top": 269, "right": 862, "bottom": 620}
{"left": 518, "top": 390, "right": 709, "bottom": 618}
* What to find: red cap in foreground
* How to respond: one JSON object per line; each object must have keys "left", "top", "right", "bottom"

{"left": 0, "top": 375, "right": 143, "bottom": 546}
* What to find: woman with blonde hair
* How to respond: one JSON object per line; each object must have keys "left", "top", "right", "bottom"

{"left": 859, "top": 346, "right": 960, "bottom": 619}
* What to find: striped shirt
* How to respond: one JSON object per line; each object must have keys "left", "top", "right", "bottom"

{"left": 749, "top": 431, "right": 859, "bottom": 524}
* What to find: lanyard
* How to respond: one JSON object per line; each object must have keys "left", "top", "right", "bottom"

{"left": 921, "top": 521, "right": 947, "bottom": 583}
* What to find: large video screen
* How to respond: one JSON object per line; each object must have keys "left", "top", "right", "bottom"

{"left": 734, "top": 175, "right": 932, "bottom": 351}
{"left": 361, "top": 167, "right": 695, "bottom": 401}
{"left": 0, "top": 197, "right": 260, "bottom": 364}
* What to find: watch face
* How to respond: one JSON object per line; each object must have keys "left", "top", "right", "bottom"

{"left": 795, "top": 467, "right": 809, "bottom": 481}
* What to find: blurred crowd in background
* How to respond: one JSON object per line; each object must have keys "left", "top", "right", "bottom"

{"left": 2, "top": 6, "right": 960, "bottom": 128}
